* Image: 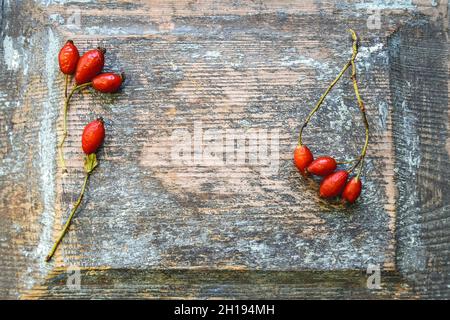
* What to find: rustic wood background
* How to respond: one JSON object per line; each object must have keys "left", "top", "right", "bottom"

{"left": 0, "top": 1, "right": 448, "bottom": 299}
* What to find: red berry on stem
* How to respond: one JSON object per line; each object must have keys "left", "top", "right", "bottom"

{"left": 75, "top": 47, "right": 106, "bottom": 85}
{"left": 342, "top": 177, "right": 362, "bottom": 204}
{"left": 293, "top": 145, "right": 314, "bottom": 175}
{"left": 92, "top": 73, "right": 124, "bottom": 93}
{"left": 82, "top": 118, "right": 105, "bottom": 155}
{"left": 58, "top": 40, "right": 79, "bottom": 75}
{"left": 307, "top": 156, "right": 337, "bottom": 176}
{"left": 319, "top": 170, "right": 349, "bottom": 198}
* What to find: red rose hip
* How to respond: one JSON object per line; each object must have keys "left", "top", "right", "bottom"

{"left": 342, "top": 177, "right": 362, "bottom": 204}
{"left": 293, "top": 145, "right": 314, "bottom": 175}
{"left": 58, "top": 40, "right": 79, "bottom": 75}
{"left": 307, "top": 156, "right": 337, "bottom": 176}
{"left": 319, "top": 170, "right": 349, "bottom": 198}
{"left": 92, "top": 73, "right": 124, "bottom": 93}
{"left": 75, "top": 47, "right": 106, "bottom": 84}
{"left": 82, "top": 118, "right": 105, "bottom": 154}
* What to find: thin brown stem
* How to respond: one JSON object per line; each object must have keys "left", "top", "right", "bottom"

{"left": 45, "top": 172, "right": 90, "bottom": 262}
{"left": 346, "top": 29, "right": 369, "bottom": 177}
{"left": 298, "top": 32, "right": 359, "bottom": 146}
{"left": 58, "top": 82, "right": 92, "bottom": 172}
{"left": 298, "top": 62, "right": 351, "bottom": 146}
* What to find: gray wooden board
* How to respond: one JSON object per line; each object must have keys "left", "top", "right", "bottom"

{"left": 0, "top": 1, "right": 448, "bottom": 299}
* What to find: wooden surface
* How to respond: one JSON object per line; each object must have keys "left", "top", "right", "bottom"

{"left": 0, "top": 1, "right": 448, "bottom": 299}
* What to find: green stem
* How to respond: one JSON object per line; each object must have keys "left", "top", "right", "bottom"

{"left": 298, "top": 34, "right": 359, "bottom": 146}
{"left": 346, "top": 29, "right": 369, "bottom": 178}
{"left": 298, "top": 62, "right": 351, "bottom": 146}
{"left": 58, "top": 82, "right": 92, "bottom": 172}
{"left": 45, "top": 172, "right": 91, "bottom": 262}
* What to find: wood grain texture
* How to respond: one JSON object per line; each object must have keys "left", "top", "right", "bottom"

{"left": 0, "top": 0, "right": 448, "bottom": 299}
{"left": 388, "top": 21, "right": 449, "bottom": 298}
{"left": 22, "top": 268, "right": 415, "bottom": 300}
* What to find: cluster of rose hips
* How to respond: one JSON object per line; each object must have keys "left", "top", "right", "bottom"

{"left": 58, "top": 40, "right": 123, "bottom": 95}
{"left": 46, "top": 40, "right": 124, "bottom": 262}
{"left": 293, "top": 29, "right": 369, "bottom": 205}
{"left": 58, "top": 40, "right": 124, "bottom": 172}
{"left": 294, "top": 146, "right": 362, "bottom": 203}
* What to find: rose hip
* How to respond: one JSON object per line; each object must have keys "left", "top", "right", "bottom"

{"left": 92, "top": 73, "right": 124, "bottom": 93}
{"left": 342, "top": 177, "right": 362, "bottom": 204}
{"left": 75, "top": 47, "right": 106, "bottom": 84}
{"left": 58, "top": 40, "right": 79, "bottom": 75}
{"left": 293, "top": 145, "right": 314, "bottom": 175}
{"left": 319, "top": 170, "right": 348, "bottom": 198}
{"left": 82, "top": 118, "right": 105, "bottom": 155}
{"left": 307, "top": 156, "right": 337, "bottom": 176}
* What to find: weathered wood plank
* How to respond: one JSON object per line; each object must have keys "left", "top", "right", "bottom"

{"left": 53, "top": 13, "right": 396, "bottom": 271}
{"left": 0, "top": 0, "right": 448, "bottom": 299}
{"left": 22, "top": 268, "right": 415, "bottom": 300}
{"left": 388, "top": 21, "right": 450, "bottom": 298}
